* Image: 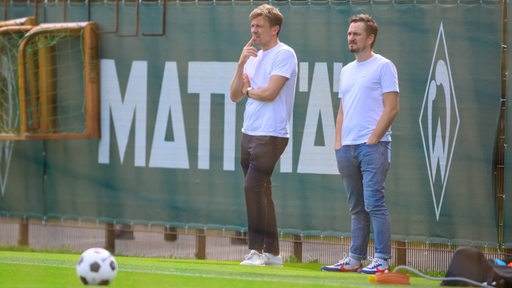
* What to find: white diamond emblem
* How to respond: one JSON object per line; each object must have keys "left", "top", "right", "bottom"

{"left": 419, "top": 22, "right": 460, "bottom": 221}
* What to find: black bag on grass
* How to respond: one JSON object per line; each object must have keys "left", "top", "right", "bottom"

{"left": 441, "top": 246, "right": 512, "bottom": 287}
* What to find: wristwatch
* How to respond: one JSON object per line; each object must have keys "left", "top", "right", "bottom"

{"left": 246, "top": 87, "right": 253, "bottom": 97}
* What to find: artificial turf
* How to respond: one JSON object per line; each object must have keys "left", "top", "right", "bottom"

{"left": 0, "top": 250, "right": 444, "bottom": 287}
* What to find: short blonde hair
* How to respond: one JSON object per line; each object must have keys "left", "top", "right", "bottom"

{"left": 249, "top": 4, "right": 283, "bottom": 35}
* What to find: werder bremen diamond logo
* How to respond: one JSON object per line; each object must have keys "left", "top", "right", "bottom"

{"left": 419, "top": 22, "right": 459, "bottom": 221}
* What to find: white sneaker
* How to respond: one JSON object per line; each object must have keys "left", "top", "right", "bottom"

{"left": 263, "top": 253, "right": 283, "bottom": 266}
{"left": 360, "top": 257, "right": 390, "bottom": 274}
{"left": 240, "top": 250, "right": 265, "bottom": 266}
{"left": 321, "top": 256, "right": 362, "bottom": 272}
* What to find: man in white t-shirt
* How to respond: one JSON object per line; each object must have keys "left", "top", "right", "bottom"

{"left": 322, "top": 14, "right": 399, "bottom": 274}
{"left": 229, "top": 4, "right": 297, "bottom": 267}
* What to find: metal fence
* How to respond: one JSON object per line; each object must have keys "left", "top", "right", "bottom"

{"left": 1, "top": 216, "right": 510, "bottom": 272}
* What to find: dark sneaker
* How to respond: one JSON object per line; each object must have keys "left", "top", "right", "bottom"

{"left": 360, "top": 257, "right": 390, "bottom": 274}
{"left": 240, "top": 250, "right": 265, "bottom": 266}
{"left": 321, "top": 257, "right": 362, "bottom": 272}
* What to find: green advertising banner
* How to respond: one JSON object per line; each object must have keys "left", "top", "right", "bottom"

{"left": 0, "top": 0, "right": 507, "bottom": 246}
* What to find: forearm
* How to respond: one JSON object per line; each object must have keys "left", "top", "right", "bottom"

{"left": 367, "top": 109, "right": 398, "bottom": 144}
{"left": 247, "top": 75, "right": 288, "bottom": 102}
{"left": 246, "top": 86, "right": 274, "bottom": 102}
{"left": 230, "top": 64, "right": 245, "bottom": 102}
{"left": 334, "top": 124, "right": 342, "bottom": 149}
{"left": 334, "top": 102, "right": 343, "bottom": 149}
{"left": 367, "top": 92, "right": 399, "bottom": 144}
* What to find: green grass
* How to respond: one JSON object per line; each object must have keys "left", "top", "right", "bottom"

{"left": 0, "top": 250, "right": 443, "bottom": 287}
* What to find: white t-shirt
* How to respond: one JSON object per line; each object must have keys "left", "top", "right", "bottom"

{"left": 338, "top": 54, "right": 399, "bottom": 145}
{"left": 242, "top": 42, "right": 298, "bottom": 138}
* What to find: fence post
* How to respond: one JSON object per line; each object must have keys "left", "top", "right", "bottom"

{"left": 18, "top": 218, "right": 29, "bottom": 246}
{"left": 196, "top": 228, "right": 206, "bottom": 259}
{"left": 395, "top": 240, "right": 407, "bottom": 266}
{"left": 293, "top": 234, "right": 303, "bottom": 262}
{"left": 105, "top": 223, "right": 116, "bottom": 253}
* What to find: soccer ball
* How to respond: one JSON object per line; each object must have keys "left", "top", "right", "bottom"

{"left": 76, "top": 248, "right": 118, "bottom": 285}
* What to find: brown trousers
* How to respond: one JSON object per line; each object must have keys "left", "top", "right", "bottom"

{"left": 240, "top": 133, "right": 288, "bottom": 255}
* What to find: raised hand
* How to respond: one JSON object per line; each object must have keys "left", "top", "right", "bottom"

{"left": 238, "top": 38, "right": 258, "bottom": 65}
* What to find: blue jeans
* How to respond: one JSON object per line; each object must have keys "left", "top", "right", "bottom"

{"left": 335, "top": 142, "right": 392, "bottom": 260}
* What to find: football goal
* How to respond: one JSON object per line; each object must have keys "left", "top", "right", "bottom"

{"left": 0, "top": 19, "right": 99, "bottom": 140}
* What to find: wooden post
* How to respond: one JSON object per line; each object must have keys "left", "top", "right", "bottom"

{"left": 196, "top": 229, "right": 206, "bottom": 260}
{"left": 105, "top": 223, "right": 116, "bottom": 254}
{"left": 293, "top": 234, "right": 303, "bottom": 262}
{"left": 18, "top": 218, "right": 29, "bottom": 246}
{"left": 395, "top": 241, "right": 407, "bottom": 266}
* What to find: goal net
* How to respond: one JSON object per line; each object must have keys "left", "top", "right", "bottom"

{"left": 0, "top": 18, "right": 35, "bottom": 137}
{"left": 0, "top": 19, "right": 99, "bottom": 140}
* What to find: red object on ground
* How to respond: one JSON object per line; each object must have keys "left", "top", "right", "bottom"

{"left": 375, "top": 272, "right": 411, "bottom": 285}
